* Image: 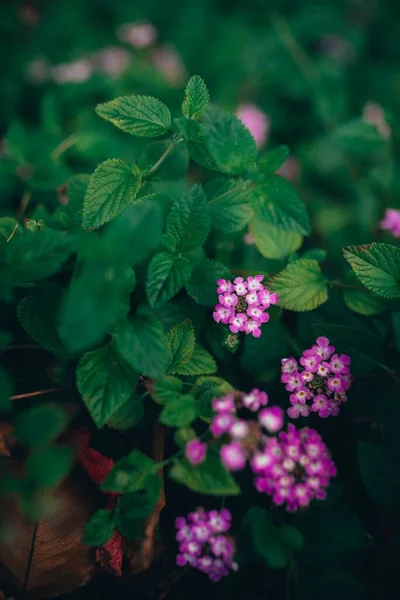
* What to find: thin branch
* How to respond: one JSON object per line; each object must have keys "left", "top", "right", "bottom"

{"left": 51, "top": 133, "right": 79, "bottom": 160}
{"left": 148, "top": 135, "right": 184, "bottom": 176}
{"left": 10, "top": 387, "right": 62, "bottom": 401}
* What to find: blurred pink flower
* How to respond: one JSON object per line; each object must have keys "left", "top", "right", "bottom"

{"left": 235, "top": 103, "right": 269, "bottom": 148}
{"left": 276, "top": 156, "right": 301, "bottom": 181}
{"left": 362, "top": 102, "right": 391, "bottom": 140}
{"left": 380, "top": 208, "right": 400, "bottom": 237}
{"left": 319, "top": 34, "right": 354, "bottom": 63}
{"left": 152, "top": 45, "right": 186, "bottom": 84}
{"left": 26, "top": 57, "right": 50, "bottom": 84}
{"left": 52, "top": 60, "right": 93, "bottom": 84}
{"left": 19, "top": 4, "right": 39, "bottom": 26}
{"left": 243, "top": 232, "right": 255, "bottom": 245}
{"left": 92, "top": 46, "right": 130, "bottom": 77}
{"left": 117, "top": 22, "right": 157, "bottom": 49}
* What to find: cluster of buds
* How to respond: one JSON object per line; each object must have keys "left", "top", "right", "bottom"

{"left": 281, "top": 337, "right": 352, "bottom": 419}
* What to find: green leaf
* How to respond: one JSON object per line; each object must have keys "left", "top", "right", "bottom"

{"left": 82, "top": 509, "right": 116, "bottom": 546}
{"left": 193, "top": 376, "right": 234, "bottom": 421}
{"left": 96, "top": 95, "right": 171, "bottom": 137}
{"left": 258, "top": 146, "right": 290, "bottom": 175}
{"left": 331, "top": 118, "right": 387, "bottom": 156}
{"left": 250, "top": 217, "right": 303, "bottom": 259}
{"left": 118, "top": 474, "right": 161, "bottom": 523}
{"left": 76, "top": 342, "right": 138, "bottom": 428}
{"left": 170, "top": 453, "right": 240, "bottom": 495}
{"left": 205, "top": 178, "right": 254, "bottom": 233}
{"left": 165, "top": 184, "right": 210, "bottom": 252}
{"left": 27, "top": 444, "right": 74, "bottom": 488}
{"left": 186, "top": 259, "right": 231, "bottom": 306}
{"left": 176, "top": 344, "right": 217, "bottom": 376}
{"left": 0, "top": 217, "right": 20, "bottom": 239}
{"left": 146, "top": 252, "right": 193, "bottom": 308}
{"left": 311, "top": 323, "right": 382, "bottom": 361}
{"left": 17, "top": 283, "right": 70, "bottom": 357}
{"left": 202, "top": 106, "right": 258, "bottom": 175}
{"left": 342, "top": 287, "right": 386, "bottom": 316}
{"left": 160, "top": 394, "right": 197, "bottom": 427}
{"left": 357, "top": 441, "right": 397, "bottom": 512}
{"left": 14, "top": 404, "right": 69, "bottom": 447}
{"left": 269, "top": 259, "right": 328, "bottom": 311}
{"left": 244, "top": 507, "right": 288, "bottom": 569}
{"left": 182, "top": 75, "right": 210, "bottom": 120}
{"left": 114, "top": 313, "right": 168, "bottom": 379}
{"left": 0, "top": 367, "right": 13, "bottom": 413}
{"left": 106, "top": 393, "right": 144, "bottom": 430}
{"left": 82, "top": 159, "right": 141, "bottom": 230}
{"left": 101, "top": 449, "right": 158, "bottom": 493}
{"left": 251, "top": 175, "right": 310, "bottom": 235}
{"left": 279, "top": 524, "right": 304, "bottom": 552}
{"left": 187, "top": 140, "right": 219, "bottom": 171}
{"left": 151, "top": 376, "right": 183, "bottom": 405}
{"left": 166, "top": 320, "right": 196, "bottom": 374}
{"left": 343, "top": 243, "right": 400, "bottom": 299}
{"left": 302, "top": 248, "right": 327, "bottom": 263}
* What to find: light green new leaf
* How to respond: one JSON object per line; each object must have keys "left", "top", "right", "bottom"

{"left": 166, "top": 320, "right": 196, "bottom": 374}
{"left": 251, "top": 175, "right": 310, "bottom": 235}
{"left": 343, "top": 243, "right": 400, "bottom": 299}
{"left": 170, "top": 453, "right": 240, "bottom": 496}
{"left": 269, "top": 259, "right": 328, "bottom": 311}
{"left": 182, "top": 75, "right": 210, "bottom": 120}
{"left": 101, "top": 449, "right": 158, "bottom": 493}
{"left": 205, "top": 178, "right": 254, "bottom": 233}
{"left": 160, "top": 394, "right": 197, "bottom": 427}
{"left": 186, "top": 259, "right": 231, "bottom": 306}
{"left": 96, "top": 95, "right": 171, "bottom": 137}
{"left": 250, "top": 217, "right": 303, "bottom": 259}
{"left": 146, "top": 252, "right": 193, "bottom": 308}
{"left": 82, "top": 159, "right": 141, "bottom": 230}
{"left": 343, "top": 287, "right": 386, "bottom": 316}
{"left": 151, "top": 376, "right": 183, "bottom": 405}
{"left": 77, "top": 342, "right": 138, "bottom": 428}
{"left": 114, "top": 313, "right": 168, "bottom": 379}
{"left": 202, "top": 106, "right": 258, "bottom": 175}
{"left": 176, "top": 344, "right": 217, "bottom": 376}
{"left": 82, "top": 509, "right": 116, "bottom": 546}
{"left": 166, "top": 184, "right": 210, "bottom": 251}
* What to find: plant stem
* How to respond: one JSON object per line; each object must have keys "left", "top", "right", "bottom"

{"left": 51, "top": 133, "right": 79, "bottom": 160}
{"left": 10, "top": 387, "right": 62, "bottom": 401}
{"left": 148, "top": 135, "right": 183, "bottom": 176}
{"left": 329, "top": 280, "right": 366, "bottom": 291}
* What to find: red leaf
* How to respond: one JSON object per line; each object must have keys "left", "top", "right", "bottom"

{"left": 80, "top": 447, "right": 114, "bottom": 485}
{"left": 96, "top": 531, "right": 123, "bottom": 576}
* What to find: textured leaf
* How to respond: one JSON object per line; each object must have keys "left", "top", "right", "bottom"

{"left": 106, "top": 394, "right": 144, "bottom": 430}
{"left": 77, "top": 342, "right": 138, "bottom": 428}
{"left": 342, "top": 287, "right": 386, "bottom": 316}
{"left": 166, "top": 184, "right": 210, "bottom": 251}
{"left": 193, "top": 377, "right": 234, "bottom": 421}
{"left": 250, "top": 217, "right": 303, "bottom": 259}
{"left": 146, "top": 252, "right": 193, "bottom": 308}
{"left": 187, "top": 140, "right": 219, "bottom": 171}
{"left": 114, "top": 313, "right": 168, "bottom": 379}
{"left": 182, "top": 75, "right": 210, "bottom": 120}
{"left": 343, "top": 243, "right": 400, "bottom": 299}
{"left": 186, "top": 259, "right": 232, "bottom": 306}
{"left": 269, "top": 259, "right": 328, "bottom": 311}
{"left": 82, "top": 159, "right": 141, "bottom": 230}
{"left": 14, "top": 404, "right": 69, "bottom": 447}
{"left": 101, "top": 450, "right": 158, "bottom": 493}
{"left": 151, "top": 376, "right": 183, "bottom": 405}
{"left": 202, "top": 106, "right": 258, "bottom": 175}
{"left": 176, "top": 344, "right": 217, "bottom": 376}
{"left": 83, "top": 510, "right": 116, "bottom": 546}
{"left": 160, "top": 394, "right": 197, "bottom": 427}
{"left": 27, "top": 444, "right": 74, "bottom": 488}
{"left": 170, "top": 453, "right": 240, "bottom": 495}
{"left": 17, "top": 283, "right": 70, "bottom": 357}
{"left": 205, "top": 178, "right": 254, "bottom": 232}
{"left": 96, "top": 95, "right": 171, "bottom": 137}
{"left": 258, "top": 146, "right": 290, "bottom": 175}
{"left": 251, "top": 175, "right": 310, "bottom": 235}
{"left": 166, "top": 320, "right": 196, "bottom": 374}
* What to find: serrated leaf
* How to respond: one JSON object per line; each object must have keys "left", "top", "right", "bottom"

{"left": 106, "top": 393, "right": 144, "bottom": 430}
{"left": 176, "top": 344, "right": 217, "bottom": 376}
{"left": 114, "top": 313, "right": 168, "bottom": 379}
{"left": 251, "top": 175, "right": 310, "bottom": 235}
{"left": 151, "top": 376, "right": 183, "bottom": 405}
{"left": 96, "top": 95, "right": 171, "bottom": 137}
{"left": 101, "top": 449, "right": 158, "bottom": 493}
{"left": 258, "top": 146, "right": 290, "bottom": 175}
{"left": 202, "top": 106, "right": 258, "bottom": 175}
{"left": 27, "top": 444, "right": 74, "bottom": 488}
{"left": 269, "top": 259, "right": 328, "bottom": 311}
{"left": 187, "top": 140, "right": 219, "bottom": 171}
{"left": 166, "top": 184, "right": 210, "bottom": 252}
{"left": 17, "top": 283, "right": 70, "bottom": 357}
{"left": 170, "top": 453, "right": 240, "bottom": 495}
{"left": 160, "top": 394, "right": 197, "bottom": 427}
{"left": 166, "top": 320, "right": 196, "bottom": 374}
{"left": 182, "top": 75, "right": 210, "bottom": 120}
{"left": 186, "top": 259, "right": 231, "bottom": 306}
{"left": 250, "top": 217, "right": 303, "bottom": 259}
{"left": 77, "top": 342, "right": 138, "bottom": 428}
{"left": 83, "top": 509, "right": 116, "bottom": 546}
{"left": 205, "top": 178, "right": 254, "bottom": 232}
{"left": 82, "top": 159, "right": 141, "bottom": 230}
{"left": 343, "top": 243, "right": 400, "bottom": 299}
{"left": 14, "top": 404, "right": 69, "bottom": 447}
{"left": 146, "top": 252, "right": 193, "bottom": 308}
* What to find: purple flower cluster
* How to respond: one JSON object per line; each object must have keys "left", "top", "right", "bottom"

{"left": 281, "top": 337, "right": 352, "bottom": 419}
{"left": 213, "top": 276, "right": 278, "bottom": 338}
{"left": 175, "top": 508, "right": 237, "bottom": 582}
{"left": 253, "top": 424, "right": 336, "bottom": 511}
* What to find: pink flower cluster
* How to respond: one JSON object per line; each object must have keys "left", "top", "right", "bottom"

{"left": 253, "top": 425, "right": 336, "bottom": 511}
{"left": 281, "top": 337, "right": 352, "bottom": 419}
{"left": 213, "top": 276, "right": 278, "bottom": 338}
{"left": 380, "top": 208, "right": 400, "bottom": 238}
{"left": 175, "top": 508, "right": 237, "bottom": 582}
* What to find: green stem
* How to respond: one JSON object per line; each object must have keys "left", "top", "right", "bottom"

{"left": 148, "top": 135, "right": 184, "bottom": 176}
{"left": 328, "top": 280, "right": 366, "bottom": 291}
{"left": 51, "top": 133, "right": 79, "bottom": 160}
